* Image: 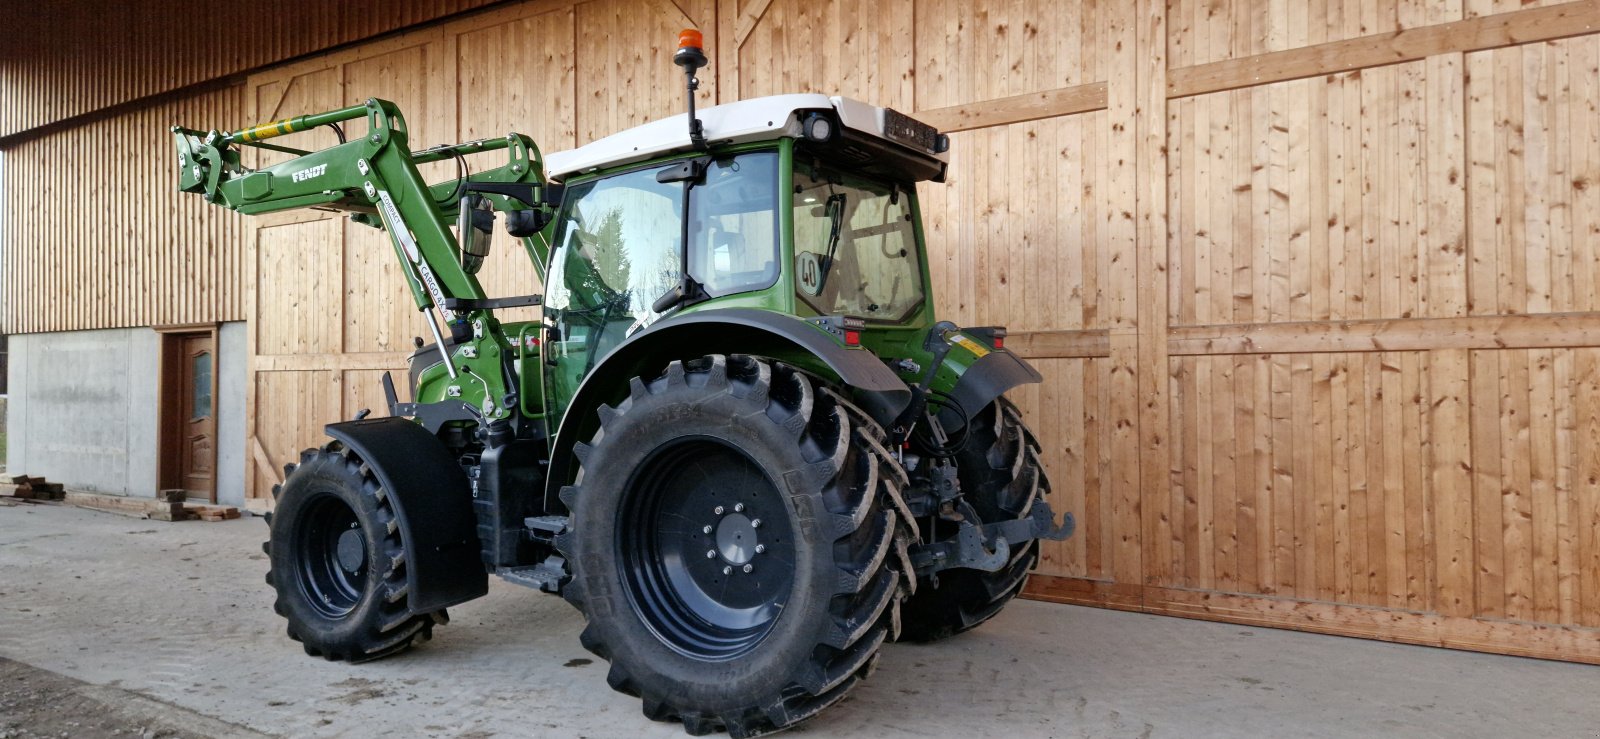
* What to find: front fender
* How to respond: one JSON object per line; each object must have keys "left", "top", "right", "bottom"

{"left": 542, "top": 308, "right": 912, "bottom": 510}
{"left": 324, "top": 417, "right": 488, "bottom": 614}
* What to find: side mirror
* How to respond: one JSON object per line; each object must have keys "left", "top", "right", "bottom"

{"left": 458, "top": 195, "right": 495, "bottom": 274}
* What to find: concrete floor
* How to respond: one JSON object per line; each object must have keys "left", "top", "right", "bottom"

{"left": 2, "top": 503, "right": 1598, "bottom": 738}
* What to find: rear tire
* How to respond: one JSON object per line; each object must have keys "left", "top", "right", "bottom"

{"left": 898, "top": 398, "right": 1048, "bottom": 642}
{"left": 559, "top": 355, "right": 915, "bottom": 737}
{"left": 263, "top": 442, "right": 446, "bottom": 662}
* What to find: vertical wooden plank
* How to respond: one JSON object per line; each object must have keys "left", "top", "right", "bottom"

{"left": 1341, "top": 68, "right": 1365, "bottom": 323}
{"left": 1578, "top": 348, "right": 1600, "bottom": 627}
{"left": 1524, "top": 45, "right": 1552, "bottom": 318}
{"left": 1376, "top": 351, "right": 1404, "bottom": 607}
{"left": 1142, "top": 0, "right": 1175, "bottom": 588}
{"left": 1182, "top": 355, "right": 1203, "bottom": 588}
{"left": 1276, "top": 78, "right": 1300, "bottom": 322}
{"left": 1503, "top": 349, "right": 1535, "bottom": 619}
{"left": 1553, "top": 348, "right": 1579, "bottom": 626}
{"left": 1235, "top": 354, "right": 1261, "bottom": 593}
{"left": 1530, "top": 347, "right": 1560, "bottom": 623}
{"left": 1170, "top": 357, "right": 1193, "bottom": 587}
{"left": 1192, "top": 85, "right": 1213, "bottom": 328}
{"left": 1360, "top": 353, "right": 1388, "bottom": 604}
{"left": 1573, "top": 37, "right": 1599, "bottom": 316}
{"left": 1197, "top": 349, "right": 1216, "bottom": 588}
{"left": 1429, "top": 52, "right": 1467, "bottom": 318}
{"left": 1215, "top": 354, "right": 1238, "bottom": 591}
{"left": 1290, "top": 351, "right": 1315, "bottom": 599}
{"left": 1467, "top": 50, "right": 1496, "bottom": 316}
{"left": 1467, "top": 350, "right": 1504, "bottom": 619}
{"left": 1500, "top": 47, "right": 1528, "bottom": 316}
{"left": 1433, "top": 348, "right": 1475, "bottom": 618}
{"left": 1331, "top": 353, "right": 1354, "bottom": 603}
{"left": 1350, "top": 350, "right": 1376, "bottom": 604}
{"left": 1399, "top": 351, "right": 1428, "bottom": 609}
{"left": 1270, "top": 353, "right": 1295, "bottom": 595}
{"left": 1312, "top": 352, "right": 1335, "bottom": 600}
{"left": 1548, "top": 42, "right": 1573, "bottom": 316}
{"left": 1105, "top": 0, "right": 1143, "bottom": 589}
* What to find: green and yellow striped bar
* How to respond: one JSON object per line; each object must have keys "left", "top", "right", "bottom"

{"left": 233, "top": 118, "right": 299, "bottom": 142}
{"left": 224, "top": 104, "right": 370, "bottom": 145}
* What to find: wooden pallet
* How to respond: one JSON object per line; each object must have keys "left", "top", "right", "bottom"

{"left": 182, "top": 503, "right": 242, "bottom": 522}
{"left": 1, "top": 475, "right": 65, "bottom": 501}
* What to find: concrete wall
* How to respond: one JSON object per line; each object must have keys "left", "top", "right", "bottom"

{"left": 5, "top": 322, "right": 245, "bottom": 498}
{"left": 216, "top": 322, "right": 245, "bottom": 506}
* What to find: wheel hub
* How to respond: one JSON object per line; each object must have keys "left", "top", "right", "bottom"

{"left": 335, "top": 527, "right": 364, "bottom": 572}
{"left": 714, "top": 513, "right": 757, "bottom": 565}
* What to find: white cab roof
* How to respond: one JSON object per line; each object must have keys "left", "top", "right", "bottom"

{"left": 543, "top": 94, "right": 947, "bottom": 179}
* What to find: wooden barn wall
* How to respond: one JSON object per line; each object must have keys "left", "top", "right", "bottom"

{"left": 0, "top": 84, "right": 249, "bottom": 333}
{"left": 5, "top": 0, "right": 1600, "bottom": 664}
{"left": 0, "top": 0, "right": 504, "bottom": 140}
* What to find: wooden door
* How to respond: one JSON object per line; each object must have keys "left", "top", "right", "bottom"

{"left": 158, "top": 330, "right": 218, "bottom": 501}
{"left": 178, "top": 335, "right": 215, "bottom": 497}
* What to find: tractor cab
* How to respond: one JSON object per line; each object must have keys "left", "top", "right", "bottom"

{"left": 539, "top": 94, "right": 951, "bottom": 416}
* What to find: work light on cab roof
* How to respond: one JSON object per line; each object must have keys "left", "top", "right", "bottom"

{"left": 168, "top": 26, "right": 1071, "bottom": 739}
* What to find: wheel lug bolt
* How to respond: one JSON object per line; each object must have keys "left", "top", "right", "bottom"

{"left": 750, "top": 518, "right": 761, "bottom": 528}
{"left": 706, "top": 549, "right": 717, "bottom": 559}
{"left": 703, "top": 525, "right": 713, "bottom": 534}
{"left": 742, "top": 564, "right": 753, "bottom": 573}
{"left": 714, "top": 505, "right": 724, "bottom": 515}
{"left": 734, "top": 503, "right": 745, "bottom": 512}
{"left": 755, "top": 544, "right": 765, "bottom": 554}
{"left": 722, "top": 566, "right": 732, "bottom": 575}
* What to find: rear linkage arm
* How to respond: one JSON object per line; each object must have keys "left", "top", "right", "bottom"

{"left": 909, "top": 502, "right": 1075, "bottom": 575}
{"left": 892, "top": 321, "right": 1075, "bottom": 576}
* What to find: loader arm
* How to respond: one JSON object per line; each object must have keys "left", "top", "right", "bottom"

{"left": 173, "top": 98, "right": 558, "bottom": 425}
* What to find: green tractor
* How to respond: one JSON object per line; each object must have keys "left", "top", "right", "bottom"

{"left": 173, "top": 31, "right": 1071, "bottom": 737}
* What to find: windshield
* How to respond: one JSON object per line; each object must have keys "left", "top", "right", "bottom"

{"left": 792, "top": 164, "right": 924, "bottom": 322}
{"left": 542, "top": 152, "right": 780, "bottom": 417}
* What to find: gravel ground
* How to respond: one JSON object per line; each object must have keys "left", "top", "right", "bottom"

{"left": 2, "top": 502, "right": 1599, "bottom": 738}
{"left": 0, "top": 657, "right": 256, "bottom": 739}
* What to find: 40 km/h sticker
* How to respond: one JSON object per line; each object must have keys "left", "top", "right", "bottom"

{"left": 797, "top": 252, "right": 823, "bottom": 296}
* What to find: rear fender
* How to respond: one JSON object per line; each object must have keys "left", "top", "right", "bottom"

{"left": 934, "top": 350, "right": 1049, "bottom": 428}
{"left": 542, "top": 308, "right": 912, "bottom": 510}
{"left": 324, "top": 417, "right": 488, "bottom": 613}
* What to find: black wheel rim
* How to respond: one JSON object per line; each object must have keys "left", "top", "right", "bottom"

{"left": 295, "top": 494, "right": 368, "bottom": 619}
{"left": 618, "top": 437, "right": 794, "bottom": 661}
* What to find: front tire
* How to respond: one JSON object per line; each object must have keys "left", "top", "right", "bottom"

{"left": 559, "top": 355, "right": 915, "bottom": 737}
{"left": 263, "top": 442, "right": 446, "bottom": 662}
{"left": 898, "top": 398, "right": 1049, "bottom": 642}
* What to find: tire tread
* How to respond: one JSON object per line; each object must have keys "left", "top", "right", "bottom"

{"left": 561, "top": 355, "right": 913, "bottom": 737}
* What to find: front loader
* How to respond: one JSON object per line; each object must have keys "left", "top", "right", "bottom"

{"left": 173, "top": 30, "right": 1073, "bottom": 737}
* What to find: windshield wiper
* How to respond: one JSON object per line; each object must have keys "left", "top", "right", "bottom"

{"left": 816, "top": 192, "right": 847, "bottom": 292}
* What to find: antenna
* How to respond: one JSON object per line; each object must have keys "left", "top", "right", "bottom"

{"left": 674, "top": 29, "right": 708, "bottom": 150}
